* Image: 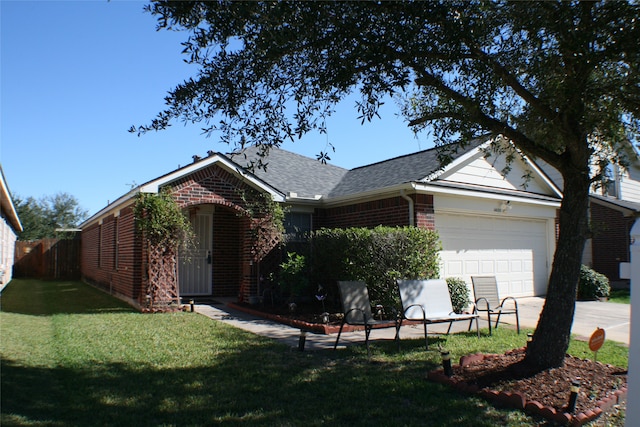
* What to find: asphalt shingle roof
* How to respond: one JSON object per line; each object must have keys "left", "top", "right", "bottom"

{"left": 328, "top": 141, "right": 482, "bottom": 197}
{"left": 228, "top": 146, "right": 348, "bottom": 199}
{"left": 229, "top": 140, "right": 484, "bottom": 199}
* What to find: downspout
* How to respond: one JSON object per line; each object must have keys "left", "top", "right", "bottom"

{"left": 400, "top": 189, "right": 415, "bottom": 227}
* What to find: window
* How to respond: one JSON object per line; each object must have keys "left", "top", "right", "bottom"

{"left": 284, "top": 212, "right": 312, "bottom": 242}
{"left": 603, "top": 163, "right": 619, "bottom": 198}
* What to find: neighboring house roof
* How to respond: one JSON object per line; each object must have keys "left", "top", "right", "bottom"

{"left": 0, "top": 165, "right": 23, "bottom": 233}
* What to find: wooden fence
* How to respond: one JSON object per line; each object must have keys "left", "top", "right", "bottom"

{"left": 14, "top": 238, "right": 81, "bottom": 280}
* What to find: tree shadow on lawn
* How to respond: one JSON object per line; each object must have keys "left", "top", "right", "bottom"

{"left": 0, "top": 279, "right": 135, "bottom": 316}
{"left": 1, "top": 343, "right": 538, "bottom": 426}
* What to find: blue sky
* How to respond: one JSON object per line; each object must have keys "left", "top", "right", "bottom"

{"left": 1, "top": 0, "right": 431, "bottom": 217}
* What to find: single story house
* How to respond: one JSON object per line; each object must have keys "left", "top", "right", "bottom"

{"left": 1, "top": 165, "right": 23, "bottom": 289}
{"left": 80, "top": 136, "right": 562, "bottom": 308}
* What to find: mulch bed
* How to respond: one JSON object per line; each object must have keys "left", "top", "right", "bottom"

{"left": 428, "top": 347, "right": 627, "bottom": 426}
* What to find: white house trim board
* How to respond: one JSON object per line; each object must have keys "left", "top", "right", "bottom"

{"left": 413, "top": 182, "right": 561, "bottom": 209}
{"left": 140, "top": 154, "right": 285, "bottom": 202}
{"left": 81, "top": 153, "right": 286, "bottom": 228}
{"left": 0, "top": 167, "right": 22, "bottom": 233}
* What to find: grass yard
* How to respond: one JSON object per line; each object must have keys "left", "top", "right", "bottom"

{"left": 1, "top": 279, "right": 629, "bottom": 426}
{"left": 609, "top": 288, "right": 631, "bottom": 304}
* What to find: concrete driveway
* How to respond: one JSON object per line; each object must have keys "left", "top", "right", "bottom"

{"left": 516, "top": 297, "right": 630, "bottom": 345}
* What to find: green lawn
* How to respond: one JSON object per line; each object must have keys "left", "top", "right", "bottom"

{"left": 1, "top": 279, "right": 628, "bottom": 426}
{"left": 609, "top": 288, "right": 631, "bottom": 304}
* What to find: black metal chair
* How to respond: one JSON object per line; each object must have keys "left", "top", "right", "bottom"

{"left": 333, "top": 281, "right": 400, "bottom": 357}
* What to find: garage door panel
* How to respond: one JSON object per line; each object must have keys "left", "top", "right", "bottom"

{"left": 496, "top": 260, "right": 509, "bottom": 273}
{"left": 479, "top": 259, "right": 493, "bottom": 272}
{"left": 510, "top": 260, "right": 523, "bottom": 272}
{"left": 447, "top": 260, "right": 463, "bottom": 275}
{"left": 438, "top": 213, "right": 548, "bottom": 297}
{"left": 464, "top": 260, "right": 480, "bottom": 274}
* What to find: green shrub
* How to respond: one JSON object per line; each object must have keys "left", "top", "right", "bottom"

{"left": 446, "top": 277, "right": 471, "bottom": 313}
{"left": 310, "top": 226, "right": 441, "bottom": 307}
{"left": 278, "top": 252, "right": 309, "bottom": 298}
{"left": 577, "top": 265, "right": 610, "bottom": 300}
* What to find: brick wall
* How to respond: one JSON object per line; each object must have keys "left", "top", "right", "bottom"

{"left": 211, "top": 208, "right": 243, "bottom": 297}
{"left": 171, "top": 164, "right": 249, "bottom": 209}
{"left": 414, "top": 194, "right": 436, "bottom": 230}
{"left": 81, "top": 163, "right": 267, "bottom": 304}
{"left": 170, "top": 164, "right": 266, "bottom": 300}
{"left": 590, "top": 202, "right": 634, "bottom": 281}
{"left": 316, "top": 193, "right": 435, "bottom": 231}
{"left": 81, "top": 204, "right": 144, "bottom": 306}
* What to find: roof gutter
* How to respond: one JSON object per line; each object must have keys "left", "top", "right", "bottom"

{"left": 400, "top": 189, "right": 414, "bottom": 226}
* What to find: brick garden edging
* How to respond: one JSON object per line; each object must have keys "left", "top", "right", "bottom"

{"left": 427, "top": 349, "right": 627, "bottom": 426}
{"left": 228, "top": 302, "right": 341, "bottom": 334}
{"left": 228, "top": 302, "right": 413, "bottom": 334}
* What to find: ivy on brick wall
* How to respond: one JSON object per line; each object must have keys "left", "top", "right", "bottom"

{"left": 133, "top": 189, "right": 195, "bottom": 250}
{"left": 238, "top": 190, "right": 286, "bottom": 260}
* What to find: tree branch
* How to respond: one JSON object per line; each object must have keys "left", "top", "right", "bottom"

{"left": 413, "top": 68, "right": 563, "bottom": 165}
{"left": 468, "top": 46, "right": 558, "bottom": 123}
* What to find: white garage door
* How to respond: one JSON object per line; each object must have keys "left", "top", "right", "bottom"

{"left": 437, "top": 213, "right": 549, "bottom": 297}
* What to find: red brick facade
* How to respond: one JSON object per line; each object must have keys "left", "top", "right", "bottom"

{"left": 81, "top": 163, "right": 272, "bottom": 306}
{"left": 316, "top": 194, "right": 435, "bottom": 230}
{"left": 81, "top": 163, "right": 437, "bottom": 307}
{"left": 589, "top": 202, "right": 634, "bottom": 281}
{"left": 81, "top": 205, "right": 143, "bottom": 306}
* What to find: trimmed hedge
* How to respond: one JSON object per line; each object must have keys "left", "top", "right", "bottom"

{"left": 446, "top": 277, "right": 471, "bottom": 314}
{"left": 310, "top": 226, "right": 441, "bottom": 307}
{"left": 577, "top": 265, "right": 610, "bottom": 300}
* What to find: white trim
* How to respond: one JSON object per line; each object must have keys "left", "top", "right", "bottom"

{"left": 413, "top": 182, "right": 562, "bottom": 208}
{"left": 0, "top": 167, "right": 22, "bottom": 232}
{"left": 81, "top": 154, "right": 285, "bottom": 228}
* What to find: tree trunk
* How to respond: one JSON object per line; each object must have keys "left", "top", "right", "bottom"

{"left": 525, "top": 160, "right": 591, "bottom": 370}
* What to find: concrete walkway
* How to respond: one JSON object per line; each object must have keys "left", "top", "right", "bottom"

{"left": 195, "top": 296, "right": 630, "bottom": 351}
